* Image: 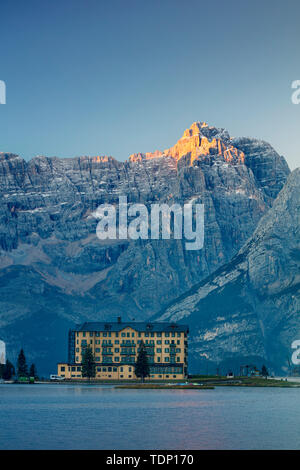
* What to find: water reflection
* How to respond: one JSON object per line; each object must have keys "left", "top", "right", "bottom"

{"left": 0, "top": 384, "right": 299, "bottom": 449}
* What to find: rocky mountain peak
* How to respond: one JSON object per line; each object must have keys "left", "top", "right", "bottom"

{"left": 129, "top": 122, "right": 244, "bottom": 166}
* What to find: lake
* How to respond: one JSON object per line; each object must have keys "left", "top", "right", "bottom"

{"left": 0, "top": 384, "right": 299, "bottom": 449}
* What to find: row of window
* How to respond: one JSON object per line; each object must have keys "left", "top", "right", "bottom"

{"left": 78, "top": 339, "right": 182, "bottom": 346}
{"left": 76, "top": 347, "right": 181, "bottom": 354}
{"left": 61, "top": 365, "right": 184, "bottom": 374}
{"left": 79, "top": 331, "right": 184, "bottom": 338}
{"left": 75, "top": 356, "right": 183, "bottom": 363}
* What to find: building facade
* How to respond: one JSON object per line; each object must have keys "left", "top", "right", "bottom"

{"left": 58, "top": 318, "right": 188, "bottom": 380}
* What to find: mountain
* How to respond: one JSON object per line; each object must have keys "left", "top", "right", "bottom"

{"left": 156, "top": 168, "right": 300, "bottom": 375}
{"left": 0, "top": 122, "right": 290, "bottom": 374}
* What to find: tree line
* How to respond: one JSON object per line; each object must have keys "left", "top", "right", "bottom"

{"left": 0, "top": 348, "right": 38, "bottom": 381}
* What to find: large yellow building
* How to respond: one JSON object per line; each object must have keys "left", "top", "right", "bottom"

{"left": 58, "top": 318, "right": 188, "bottom": 380}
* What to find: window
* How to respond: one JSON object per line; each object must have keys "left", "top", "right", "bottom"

{"left": 177, "top": 357, "right": 180, "bottom": 362}
{"left": 115, "top": 357, "right": 120, "bottom": 362}
{"left": 113, "top": 367, "right": 117, "bottom": 372}
{"left": 127, "top": 333, "right": 130, "bottom": 337}
{"left": 76, "top": 348, "right": 79, "bottom": 352}
{"left": 89, "top": 332, "right": 93, "bottom": 337}
{"left": 115, "top": 348, "right": 119, "bottom": 353}
{"left": 82, "top": 332, "right": 86, "bottom": 337}
{"left": 165, "top": 332, "right": 170, "bottom": 337}
{"left": 115, "top": 340, "right": 119, "bottom": 344}
{"left": 71, "top": 367, "right": 76, "bottom": 371}
{"left": 95, "top": 348, "right": 100, "bottom": 353}
{"left": 165, "top": 340, "right": 169, "bottom": 345}
{"left": 164, "top": 357, "right": 170, "bottom": 362}
{"left": 97, "top": 367, "right": 101, "bottom": 372}
{"left": 157, "top": 357, "right": 161, "bottom": 362}
{"left": 95, "top": 357, "right": 100, "bottom": 361}
{"left": 121, "top": 333, "right": 125, "bottom": 337}
{"left": 61, "top": 367, "right": 65, "bottom": 372}
{"left": 77, "top": 367, "right": 81, "bottom": 371}
{"left": 120, "top": 367, "right": 123, "bottom": 372}
{"left": 132, "top": 333, "right": 135, "bottom": 337}
{"left": 164, "top": 348, "right": 169, "bottom": 353}
{"left": 157, "top": 348, "right": 162, "bottom": 353}
{"left": 157, "top": 340, "right": 162, "bottom": 345}
{"left": 108, "top": 367, "right": 112, "bottom": 372}
{"left": 157, "top": 332, "right": 162, "bottom": 337}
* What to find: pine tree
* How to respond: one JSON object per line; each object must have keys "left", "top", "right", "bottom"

{"left": 29, "top": 363, "right": 37, "bottom": 379}
{"left": 81, "top": 346, "right": 96, "bottom": 380}
{"left": 2, "top": 360, "right": 15, "bottom": 380}
{"left": 135, "top": 340, "right": 150, "bottom": 382}
{"left": 17, "top": 348, "right": 28, "bottom": 378}
{"left": 261, "top": 364, "right": 269, "bottom": 378}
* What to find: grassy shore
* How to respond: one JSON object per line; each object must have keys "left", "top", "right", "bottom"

{"left": 115, "top": 377, "right": 300, "bottom": 389}
{"left": 187, "top": 376, "right": 300, "bottom": 388}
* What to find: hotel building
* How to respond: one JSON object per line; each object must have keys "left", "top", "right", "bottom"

{"left": 58, "top": 318, "right": 188, "bottom": 380}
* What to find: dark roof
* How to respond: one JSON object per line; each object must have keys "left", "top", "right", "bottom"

{"left": 73, "top": 321, "right": 189, "bottom": 333}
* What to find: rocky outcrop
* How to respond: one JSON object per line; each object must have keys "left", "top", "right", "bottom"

{"left": 156, "top": 169, "right": 300, "bottom": 374}
{"left": 0, "top": 122, "right": 291, "bottom": 373}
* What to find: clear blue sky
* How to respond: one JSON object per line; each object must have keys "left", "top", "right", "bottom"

{"left": 0, "top": 0, "right": 299, "bottom": 169}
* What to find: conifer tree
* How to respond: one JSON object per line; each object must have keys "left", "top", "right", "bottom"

{"left": 261, "top": 364, "right": 269, "bottom": 378}
{"left": 29, "top": 363, "right": 37, "bottom": 379}
{"left": 17, "top": 349, "right": 28, "bottom": 377}
{"left": 2, "top": 360, "right": 15, "bottom": 380}
{"left": 135, "top": 340, "right": 150, "bottom": 383}
{"left": 81, "top": 346, "right": 96, "bottom": 380}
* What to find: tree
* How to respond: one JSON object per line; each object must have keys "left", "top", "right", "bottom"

{"left": 17, "top": 348, "right": 28, "bottom": 377}
{"left": 2, "top": 360, "right": 15, "bottom": 380}
{"left": 81, "top": 346, "right": 96, "bottom": 380}
{"left": 135, "top": 340, "right": 150, "bottom": 383}
{"left": 261, "top": 364, "right": 269, "bottom": 378}
{"left": 29, "top": 363, "right": 38, "bottom": 379}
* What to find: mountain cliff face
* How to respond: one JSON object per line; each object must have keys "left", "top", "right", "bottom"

{"left": 156, "top": 169, "right": 300, "bottom": 374}
{"left": 0, "top": 122, "right": 290, "bottom": 373}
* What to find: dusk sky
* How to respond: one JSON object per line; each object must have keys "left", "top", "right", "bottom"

{"left": 1, "top": 0, "right": 299, "bottom": 169}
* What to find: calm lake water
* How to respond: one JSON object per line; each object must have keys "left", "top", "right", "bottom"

{"left": 0, "top": 384, "right": 300, "bottom": 450}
